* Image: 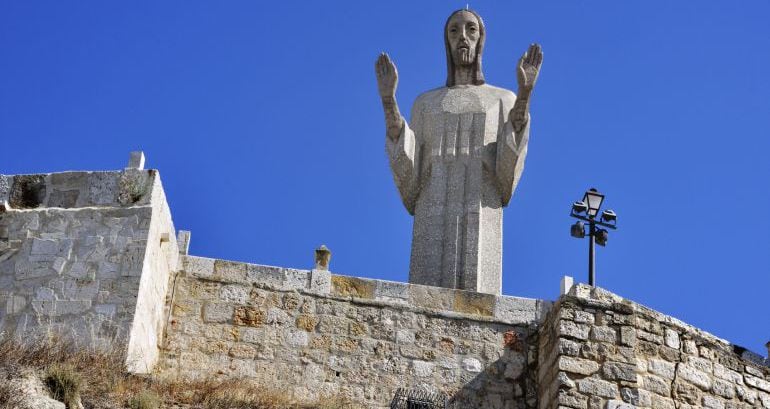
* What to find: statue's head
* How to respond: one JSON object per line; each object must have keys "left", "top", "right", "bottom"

{"left": 444, "top": 9, "right": 486, "bottom": 87}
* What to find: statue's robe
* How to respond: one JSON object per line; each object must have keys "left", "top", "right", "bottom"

{"left": 387, "top": 84, "right": 529, "bottom": 295}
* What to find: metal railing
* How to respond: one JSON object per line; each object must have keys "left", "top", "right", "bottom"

{"left": 390, "top": 388, "right": 447, "bottom": 409}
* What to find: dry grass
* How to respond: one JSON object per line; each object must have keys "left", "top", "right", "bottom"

{"left": 128, "top": 390, "right": 162, "bottom": 409}
{"left": 0, "top": 334, "right": 358, "bottom": 409}
{"left": 45, "top": 364, "right": 83, "bottom": 407}
{"left": 0, "top": 381, "right": 24, "bottom": 409}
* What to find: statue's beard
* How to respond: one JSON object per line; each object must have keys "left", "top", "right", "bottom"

{"left": 453, "top": 46, "right": 475, "bottom": 66}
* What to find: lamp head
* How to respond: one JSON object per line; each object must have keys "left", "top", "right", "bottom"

{"left": 601, "top": 209, "right": 617, "bottom": 224}
{"left": 595, "top": 228, "right": 609, "bottom": 246}
{"left": 570, "top": 221, "right": 586, "bottom": 238}
{"left": 583, "top": 188, "right": 605, "bottom": 218}
{"left": 572, "top": 201, "right": 588, "bottom": 215}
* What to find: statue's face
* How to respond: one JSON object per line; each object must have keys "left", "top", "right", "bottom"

{"left": 446, "top": 11, "right": 481, "bottom": 66}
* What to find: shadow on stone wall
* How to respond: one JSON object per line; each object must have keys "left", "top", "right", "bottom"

{"left": 448, "top": 330, "right": 536, "bottom": 409}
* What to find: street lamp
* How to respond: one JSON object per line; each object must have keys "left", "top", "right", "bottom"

{"left": 570, "top": 188, "right": 618, "bottom": 287}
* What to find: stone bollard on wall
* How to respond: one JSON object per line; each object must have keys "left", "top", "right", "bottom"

{"left": 177, "top": 230, "right": 191, "bottom": 255}
{"left": 127, "top": 151, "right": 146, "bottom": 170}
{"left": 314, "top": 244, "right": 331, "bottom": 270}
{"left": 309, "top": 245, "right": 331, "bottom": 294}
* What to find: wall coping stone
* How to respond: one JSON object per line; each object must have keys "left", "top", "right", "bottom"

{"left": 0, "top": 170, "right": 156, "bottom": 210}
{"left": 179, "top": 254, "right": 552, "bottom": 327}
{"left": 565, "top": 283, "right": 770, "bottom": 369}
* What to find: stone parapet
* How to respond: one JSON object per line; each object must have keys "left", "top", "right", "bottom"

{"left": 160, "top": 255, "right": 552, "bottom": 408}
{"left": 0, "top": 170, "right": 155, "bottom": 210}
{"left": 0, "top": 168, "right": 177, "bottom": 373}
{"left": 537, "top": 284, "right": 770, "bottom": 409}
{"left": 3, "top": 163, "right": 768, "bottom": 408}
{"left": 179, "top": 255, "right": 551, "bottom": 326}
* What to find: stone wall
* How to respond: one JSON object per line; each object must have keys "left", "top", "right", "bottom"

{"left": 3, "top": 163, "right": 769, "bottom": 408}
{"left": 0, "top": 169, "right": 177, "bottom": 373}
{"left": 158, "top": 255, "right": 552, "bottom": 408}
{"left": 537, "top": 284, "right": 770, "bottom": 409}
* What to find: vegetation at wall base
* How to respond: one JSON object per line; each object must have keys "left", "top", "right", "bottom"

{"left": 0, "top": 334, "right": 357, "bottom": 409}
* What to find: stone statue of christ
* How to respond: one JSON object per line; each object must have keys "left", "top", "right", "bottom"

{"left": 375, "top": 9, "right": 543, "bottom": 295}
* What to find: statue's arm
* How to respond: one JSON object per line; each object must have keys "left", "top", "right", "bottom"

{"left": 496, "top": 100, "right": 530, "bottom": 206}
{"left": 381, "top": 95, "right": 404, "bottom": 143}
{"left": 510, "top": 44, "right": 542, "bottom": 139}
{"left": 376, "top": 53, "right": 420, "bottom": 214}
{"left": 496, "top": 44, "right": 542, "bottom": 205}
{"left": 376, "top": 53, "right": 405, "bottom": 142}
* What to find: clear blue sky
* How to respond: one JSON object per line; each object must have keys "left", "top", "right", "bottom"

{"left": 2, "top": 2, "right": 768, "bottom": 353}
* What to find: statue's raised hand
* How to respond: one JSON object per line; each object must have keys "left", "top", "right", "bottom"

{"left": 517, "top": 44, "right": 543, "bottom": 94}
{"left": 376, "top": 52, "right": 399, "bottom": 99}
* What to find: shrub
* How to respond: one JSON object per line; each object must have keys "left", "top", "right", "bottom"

{"left": 45, "top": 364, "right": 82, "bottom": 407}
{"left": 128, "top": 390, "right": 162, "bottom": 409}
{"left": 203, "top": 379, "right": 283, "bottom": 409}
{"left": 0, "top": 381, "right": 24, "bottom": 409}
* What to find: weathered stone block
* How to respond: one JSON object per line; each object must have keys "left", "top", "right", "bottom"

{"left": 713, "top": 363, "right": 743, "bottom": 384}
{"left": 220, "top": 285, "right": 248, "bottom": 303}
{"left": 87, "top": 172, "right": 118, "bottom": 205}
{"left": 246, "top": 264, "right": 284, "bottom": 288}
{"left": 265, "top": 307, "right": 290, "bottom": 325}
{"left": 711, "top": 379, "right": 736, "bottom": 399}
{"left": 374, "top": 280, "right": 409, "bottom": 302}
{"left": 606, "top": 400, "right": 634, "bottom": 409}
{"left": 591, "top": 326, "right": 616, "bottom": 343}
{"left": 650, "top": 394, "right": 675, "bottom": 409}
{"left": 744, "top": 364, "right": 764, "bottom": 377}
{"left": 577, "top": 377, "right": 619, "bottom": 398}
{"left": 309, "top": 269, "right": 331, "bottom": 294}
{"left": 664, "top": 328, "right": 680, "bottom": 349}
{"left": 31, "top": 300, "right": 91, "bottom": 316}
{"left": 560, "top": 320, "right": 590, "bottom": 340}
{"left": 5, "top": 295, "right": 26, "bottom": 314}
{"left": 117, "top": 170, "right": 151, "bottom": 205}
{"left": 349, "top": 322, "right": 367, "bottom": 336}
{"left": 745, "top": 374, "right": 770, "bottom": 393}
{"left": 229, "top": 343, "right": 256, "bottom": 359}
{"left": 283, "top": 269, "right": 309, "bottom": 290}
{"left": 9, "top": 175, "right": 46, "bottom": 209}
{"left": 233, "top": 306, "right": 266, "bottom": 327}
{"left": 559, "top": 356, "right": 600, "bottom": 375}
{"left": 203, "top": 303, "right": 234, "bottom": 323}
{"left": 48, "top": 190, "right": 79, "bottom": 208}
{"left": 677, "top": 364, "right": 712, "bottom": 390}
{"left": 213, "top": 260, "right": 248, "bottom": 283}
{"left": 408, "top": 285, "right": 453, "bottom": 311}
{"left": 94, "top": 303, "right": 116, "bottom": 317}
{"left": 295, "top": 314, "right": 319, "bottom": 332}
{"left": 493, "top": 295, "right": 539, "bottom": 324}
{"left": 620, "top": 387, "right": 651, "bottom": 407}
{"left": 318, "top": 315, "right": 350, "bottom": 335}
{"left": 454, "top": 291, "right": 494, "bottom": 317}
{"left": 558, "top": 389, "right": 588, "bottom": 409}
{"left": 284, "top": 329, "right": 309, "bottom": 347}
{"left": 648, "top": 359, "right": 676, "bottom": 380}
{"left": 602, "top": 362, "right": 638, "bottom": 382}
{"left": 0, "top": 175, "right": 10, "bottom": 204}
{"left": 412, "top": 360, "right": 434, "bottom": 377}
{"left": 331, "top": 276, "right": 374, "bottom": 299}
{"left": 673, "top": 380, "right": 702, "bottom": 404}
{"left": 701, "top": 395, "right": 725, "bottom": 409}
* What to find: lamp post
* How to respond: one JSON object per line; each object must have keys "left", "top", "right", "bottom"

{"left": 569, "top": 188, "right": 617, "bottom": 287}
